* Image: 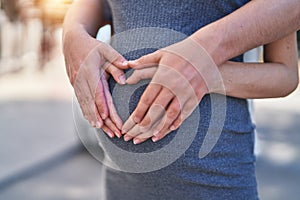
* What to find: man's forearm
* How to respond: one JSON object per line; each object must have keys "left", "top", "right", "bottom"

{"left": 191, "top": 0, "right": 300, "bottom": 66}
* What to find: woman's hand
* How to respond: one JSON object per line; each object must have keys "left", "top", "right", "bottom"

{"left": 63, "top": 30, "right": 128, "bottom": 138}
{"left": 122, "top": 38, "right": 223, "bottom": 144}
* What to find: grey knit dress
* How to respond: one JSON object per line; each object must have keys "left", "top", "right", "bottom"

{"left": 97, "top": 0, "right": 259, "bottom": 199}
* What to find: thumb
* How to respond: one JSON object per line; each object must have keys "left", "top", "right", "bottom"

{"left": 128, "top": 51, "right": 161, "bottom": 69}
{"left": 103, "top": 62, "right": 127, "bottom": 85}
{"left": 126, "top": 67, "right": 157, "bottom": 84}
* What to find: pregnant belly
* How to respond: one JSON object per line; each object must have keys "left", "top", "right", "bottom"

{"left": 74, "top": 69, "right": 201, "bottom": 173}
{"left": 74, "top": 68, "right": 252, "bottom": 174}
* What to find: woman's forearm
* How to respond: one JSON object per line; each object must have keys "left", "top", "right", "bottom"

{"left": 62, "top": 0, "right": 107, "bottom": 84}
{"left": 218, "top": 61, "right": 299, "bottom": 99}
{"left": 63, "top": 0, "right": 104, "bottom": 41}
{"left": 191, "top": 0, "right": 300, "bottom": 66}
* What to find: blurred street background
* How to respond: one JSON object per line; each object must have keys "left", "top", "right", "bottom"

{"left": 0, "top": 1, "right": 299, "bottom": 199}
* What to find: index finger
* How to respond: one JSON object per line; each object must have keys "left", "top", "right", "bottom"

{"left": 122, "top": 83, "right": 161, "bottom": 133}
{"left": 101, "top": 74, "right": 123, "bottom": 131}
{"left": 97, "top": 42, "right": 128, "bottom": 69}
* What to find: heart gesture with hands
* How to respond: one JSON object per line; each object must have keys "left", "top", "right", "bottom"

{"left": 122, "top": 37, "right": 223, "bottom": 144}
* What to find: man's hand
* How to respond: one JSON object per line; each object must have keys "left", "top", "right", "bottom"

{"left": 122, "top": 38, "right": 223, "bottom": 144}
{"left": 64, "top": 31, "right": 128, "bottom": 138}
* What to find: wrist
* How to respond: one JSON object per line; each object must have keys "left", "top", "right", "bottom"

{"left": 63, "top": 23, "right": 86, "bottom": 45}
{"left": 62, "top": 23, "right": 97, "bottom": 55}
{"left": 190, "top": 23, "right": 226, "bottom": 66}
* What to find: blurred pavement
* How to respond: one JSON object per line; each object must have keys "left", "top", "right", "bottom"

{"left": 0, "top": 44, "right": 104, "bottom": 199}
{"left": 255, "top": 88, "right": 300, "bottom": 200}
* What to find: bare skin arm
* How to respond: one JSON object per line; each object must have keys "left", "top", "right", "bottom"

{"left": 124, "top": 33, "right": 298, "bottom": 144}
{"left": 63, "top": 0, "right": 103, "bottom": 39}
{"left": 124, "top": 0, "right": 300, "bottom": 144}
{"left": 63, "top": 0, "right": 128, "bottom": 137}
{"left": 220, "top": 33, "right": 299, "bottom": 99}
{"left": 191, "top": 0, "right": 300, "bottom": 66}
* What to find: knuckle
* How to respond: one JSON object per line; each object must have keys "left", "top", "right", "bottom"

{"left": 143, "top": 116, "right": 152, "bottom": 126}
{"left": 141, "top": 96, "right": 152, "bottom": 106}
{"left": 137, "top": 56, "right": 146, "bottom": 64}
{"left": 133, "top": 112, "right": 143, "bottom": 121}
{"left": 167, "top": 108, "right": 179, "bottom": 119}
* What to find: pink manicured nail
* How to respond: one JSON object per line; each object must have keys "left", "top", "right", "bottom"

{"left": 152, "top": 137, "right": 159, "bottom": 143}
{"left": 122, "top": 61, "right": 129, "bottom": 66}
{"left": 107, "top": 132, "right": 114, "bottom": 138}
{"left": 118, "top": 75, "right": 126, "bottom": 85}
{"left": 170, "top": 126, "right": 176, "bottom": 131}
{"left": 96, "top": 122, "right": 102, "bottom": 129}
{"left": 128, "top": 60, "right": 136, "bottom": 64}
{"left": 115, "top": 131, "right": 121, "bottom": 138}
{"left": 124, "top": 136, "right": 131, "bottom": 142}
{"left": 133, "top": 138, "right": 141, "bottom": 145}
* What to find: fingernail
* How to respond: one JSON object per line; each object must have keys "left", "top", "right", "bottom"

{"left": 124, "top": 136, "right": 131, "bottom": 142}
{"left": 118, "top": 75, "right": 126, "bottom": 85}
{"left": 96, "top": 121, "right": 102, "bottom": 129}
{"left": 170, "top": 125, "right": 176, "bottom": 131}
{"left": 122, "top": 61, "right": 129, "bottom": 66}
{"left": 128, "top": 60, "right": 136, "bottom": 64}
{"left": 133, "top": 138, "right": 141, "bottom": 145}
{"left": 108, "top": 132, "right": 114, "bottom": 138}
{"left": 153, "top": 131, "right": 159, "bottom": 136}
{"left": 115, "top": 131, "right": 121, "bottom": 138}
{"left": 152, "top": 137, "right": 159, "bottom": 143}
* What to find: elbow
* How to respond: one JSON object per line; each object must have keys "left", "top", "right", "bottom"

{"left": 279, "top": 69, "right": 299, "bottom": 97}
{"left": 287, "top": 74, "right": 299, "bottom": 96}
{"left": 282, "top": 81, "right": 298, "bottom": 97}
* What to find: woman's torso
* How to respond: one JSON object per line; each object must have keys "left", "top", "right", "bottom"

{"left": 97, "top": 1, "right": 258, "bottom": 199}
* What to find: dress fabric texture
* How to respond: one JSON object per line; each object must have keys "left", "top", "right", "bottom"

{"left": 99, "top": 0, "right": 259, "bottom": 199}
